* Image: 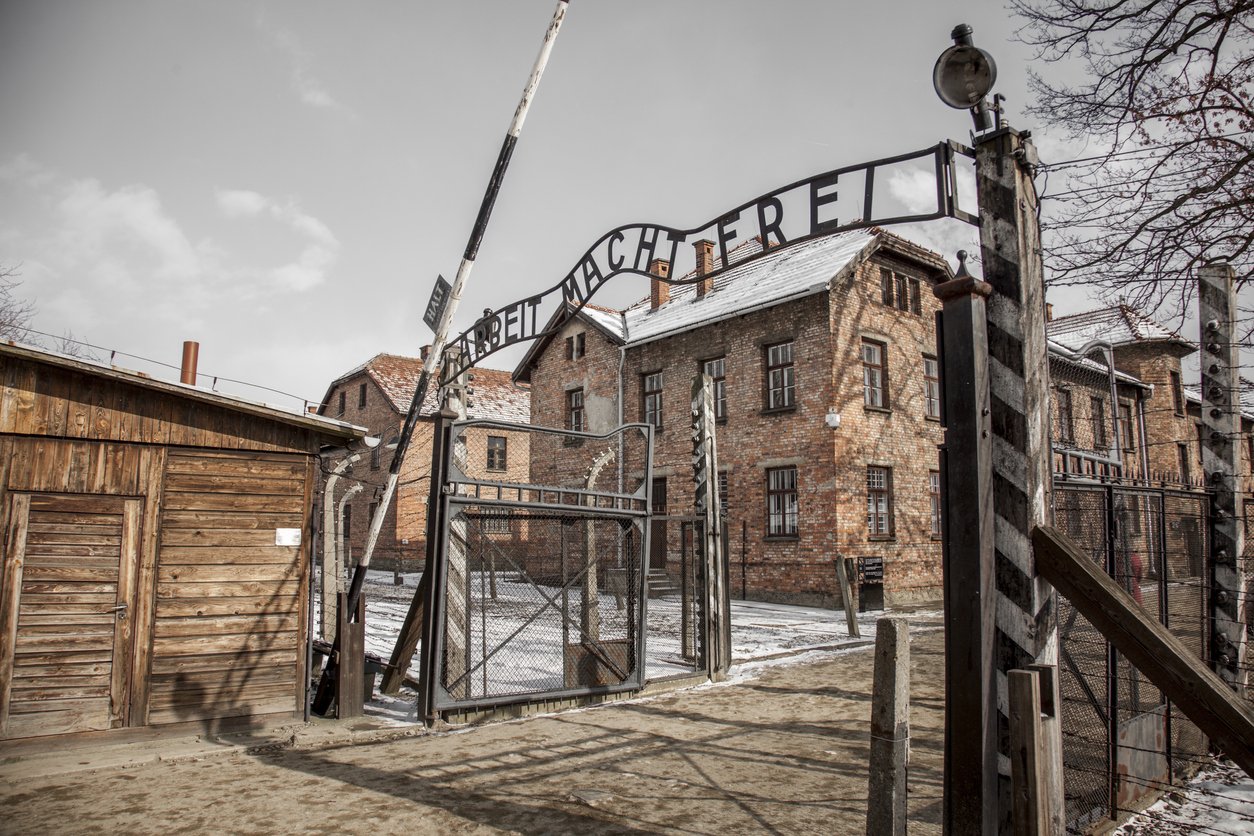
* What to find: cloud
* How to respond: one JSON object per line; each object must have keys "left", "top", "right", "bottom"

{"left": 215, "top": 188, "right": 268, "bottom": 218}
{"left": 214, "top": 187, "right": 340, "bottom": 290}
{"left": 270, "top": 27, "right": 349, "bottom": 115}
{"left": 59, "top": 178, "right": 205, "bottom": 282}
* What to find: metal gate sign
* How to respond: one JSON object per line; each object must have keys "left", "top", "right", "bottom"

{"left": 443, "top": 141, "right": 976, "bottom": 379}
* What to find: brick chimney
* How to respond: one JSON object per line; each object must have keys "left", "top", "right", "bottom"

{"left": 694, "top": 239, "right": 715, "bottom": 298}
{"left": 649, "top": 258, "right": 670, "bottom": 310}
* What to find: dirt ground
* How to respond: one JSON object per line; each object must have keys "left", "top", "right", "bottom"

{"left": 0, "top": 615, "right": 944, "bottom": 835}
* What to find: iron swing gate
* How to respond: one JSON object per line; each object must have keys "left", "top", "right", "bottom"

{"left": 419, "top": 419, "right": 654, "bottom": 715}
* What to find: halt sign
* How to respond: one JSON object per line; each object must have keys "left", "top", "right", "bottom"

{"left": 423, "top": 274, "right": 452, "bottom": 331}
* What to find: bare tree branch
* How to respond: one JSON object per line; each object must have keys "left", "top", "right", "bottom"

{"left": 1012, "top": 0, "right": 1254, "bottom": 332}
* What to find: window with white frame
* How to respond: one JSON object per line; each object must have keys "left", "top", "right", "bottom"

{"left": 766, "top": 466, "right": 798, "bottom": 536}
{"left": 867, "top": 466, "right": 893, "bottom": 538}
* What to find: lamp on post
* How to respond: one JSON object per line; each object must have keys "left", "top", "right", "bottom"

{"left": 933, "top": 24, "right": 998, "bottom": 133}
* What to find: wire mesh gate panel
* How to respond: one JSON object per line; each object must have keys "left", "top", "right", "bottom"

{"left": 1053, "top": 482, "right": 1209, "bottom": 832}
{"left": 425, "top": 419, "right": 652, "bottom": 714}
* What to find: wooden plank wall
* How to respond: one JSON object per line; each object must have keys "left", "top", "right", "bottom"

{"left": 0, "top": 355, "right": 318, "bottom": 454}
{"left": 146, "top": 450, "right": 311, "bottom": 725}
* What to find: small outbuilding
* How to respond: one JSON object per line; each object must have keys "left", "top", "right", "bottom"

{"left": 0, "top": 342, "right": 363, "bottom": 743}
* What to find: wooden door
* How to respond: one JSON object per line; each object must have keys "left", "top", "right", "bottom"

{"left": 649, "top": 478, "right": 667, "bottom": 569}
{"left": 0, "top": 493, "right": 142, "bottom": 739}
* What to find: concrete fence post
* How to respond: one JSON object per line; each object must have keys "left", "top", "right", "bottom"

{"left": 867, "top": 617, "right": 910, "bottom": 836}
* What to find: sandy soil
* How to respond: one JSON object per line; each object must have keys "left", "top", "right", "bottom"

{"left": 0, "top": 617, "right": 944, "bottom": 835}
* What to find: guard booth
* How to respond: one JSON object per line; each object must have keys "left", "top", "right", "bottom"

{"left": 0, "top": 343, "right": 363, "bottom": 745}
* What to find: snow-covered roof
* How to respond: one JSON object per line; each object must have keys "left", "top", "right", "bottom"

{"left": 622, "top": 230, "right": 879, "bottom": 346}
{"left": 1047, "top": 339, "right": 1147, "bottom": 388}
{"left": 1048, "top": 304, "right": 1194, "bottom": 352}
{"left": 323, "top": 353, "right": 529, "bottom": 423}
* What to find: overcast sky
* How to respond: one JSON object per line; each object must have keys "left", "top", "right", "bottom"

{"left": 0, "top": 1, "right": 1091, "bottom": 411}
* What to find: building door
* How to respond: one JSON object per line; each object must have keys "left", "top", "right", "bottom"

{"left": 650, "top": 477, "right": 667, "bottom": 569}
{"left": 0, "top": 493, "right": 142, "bottom": 739}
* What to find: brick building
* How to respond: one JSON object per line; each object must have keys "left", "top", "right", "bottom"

{"left": 515, "top": 229, "right": 952, "bottom": 608}
{"left": 317, "top": 352, "right": 530, "bottom": 573}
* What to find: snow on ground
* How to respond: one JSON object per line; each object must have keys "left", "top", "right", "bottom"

{"left": 314, "top": 570, "right": 925, "bottom": 725}
{"left": 1113, "top": 758, "right": 1254, "bottom": 835}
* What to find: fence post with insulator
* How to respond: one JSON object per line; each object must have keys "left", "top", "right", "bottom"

{"left": 1199, "top": 263, "right": 1248, "bottom": 693}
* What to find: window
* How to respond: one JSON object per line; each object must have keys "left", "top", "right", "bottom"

{"left": 486, "top": 435, "right": 507, "bottom": 471}
{"left": 879, "top": 268, "right": 921, "bottom": 316}
{"left": 1119, "top": 403, "right": 1135, "bottom": 451}
{"left": 718, "top": 471, "right": 729, "bottom": 515}
{"left": 1177, "top": 442, "right": 1191, "bottom": 484}
{"left": 342, "top": 504, "right": 351, "bottom": 541}
{"left": 1056, "top": 388, "right": 1074, "bottom": 443}
{"left": 765, "top": 342, "right": 795, "bottom": 410}
{"left": 567, "top": 389, "right": 585, "bottom": 432}
{"left": 867, "top": 466, "right": 894, "bottom": 538}
{"left": 703, "top": 357, "right": 727, "bottom": 422}
{"left": 368, "top": 501, "right": 378, "bottom": 524}
{"left": 1090, "top": 396, "right": 1107, "bottom": 449}
{"left": 766, "top": 466, "right": 798, "bottom": 537}
{"left": 863, "top": 339, "right": 887, "bottom": 409}
{"left": 643, "top": 372, "right": 664, "bottom": 427}
{"left": 565, "top": 333, "right": 585, "bottom": 360}
{"left": 929, "top": 470, "right": 942, "bottom": 538}
{"left": 1196, "top": 424, "right": 1205, "bottom": 470}
{"left": 1170, "top": 370, "right": 1185, "bottom": 415}
{"left": 370, "top": 445, "right": 380, "bottom": 470}
{"left": 358, "top": 382, "right": 367, "bottom": 408}
{"left": 337, "top": 391, "right": 346, "bottom": 415}
{"left": 923, "top": 355, "right": 940, "bottom": 419}
{"left": 481, "top": 510, "right": 512, "bottom": 534}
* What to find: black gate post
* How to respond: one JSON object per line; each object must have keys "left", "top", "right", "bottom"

{"left": 935, "top": 253, "right": 999, "bottom": 834}
{"left": 974, "top": 125, "right": 1064, "bottom": 834}
{"left": 417, "top": 413, "right": 455, "bottom": 724}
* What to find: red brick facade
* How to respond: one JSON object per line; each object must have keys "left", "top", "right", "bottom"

{"left": 518, "top": 231, "right": 951, "bottom": 607}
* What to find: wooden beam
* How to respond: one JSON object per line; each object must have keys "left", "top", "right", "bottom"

{"left": 1008, "top": 670, "right": 1047, "bottom": 835}
{"left": 1031, "top": 525, "right": 1254, "bottom": 776}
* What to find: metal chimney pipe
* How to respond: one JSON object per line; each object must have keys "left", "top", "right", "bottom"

{"left": 180, "top": 341, "right": 199, "bottom": 385}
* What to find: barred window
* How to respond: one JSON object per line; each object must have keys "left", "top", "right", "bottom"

{"left": 1090, "top": 397, "right": 1107, "bottom": 449}
{"left": 481, "top": 510, "right": 512, "bottom": 534}
{"left": 567, "top": 389, "right": 585, "bottom": 432}
{"left": 1056, "top": 388, "right": 1075, "bottom": 443}
{"left": 718, "top": 471, "right": 729, "bottom": 515}
{"left": 880, "top": 267, "right": 894, "bottom": 306}
{"left": 1170, "top": 370, "right": 1185, "bottom": 415}
{"left": 643, "top": 372, "right": 663, "bottom": 428}
{"left": 565, "top": 332, "right": 585, "bottom": 360}
{"left": 863, "top": 339, "right": 887, "bottom": 409}
{"left": 766, "top": 466, "right": 798, "bottom": 536}
{"left": 1177, "top": 442, "right": 1191, "bottom": 484}
{"left": 703, "top": 357, "right": 727, "bottom": 421}
{"left": 895, "top": 273, "right": 908, "bottom": 311}
{"left": 337, "top": 390, "right": 346, "bottom": 415}
{"left": 765, "top": 341, "right": 795, "bottom": 410}
{"left": 924, "top": 355, "right": 940, "bottom": 419}
{"left": 486, "top": 435, "right": 507, "bottom": 471}
{"left": 1119, "top": 403, "right": 1135, "bottom": 450}
{"left": 358, "top": 382, "right": 367, "bottom": 408}
{"left": 867, "top": 466, "right": 893, "bottom": 538}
